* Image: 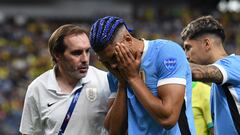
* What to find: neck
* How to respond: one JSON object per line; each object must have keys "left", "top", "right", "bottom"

{"left": 210, "top": 47, "right": 228, "bottom": 63}
{"left": 55, "top": 66, "right": 79, "bottom": 93}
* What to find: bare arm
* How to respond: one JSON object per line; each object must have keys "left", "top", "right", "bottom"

{"left": 104, "top": 83, "right": 128, "bottom": 135}
{"left": 115, "top": 44, "right": 185, "bottom": 128}
{"left": 128, "top": 76, "right": 185, "bottom": 128}
{"left": 210, "top": 127, "right": 214, "bottom": 135}
{"left": 101, "top": 60, "right": 128, "bottom": 135}
{"left": 190, "top": 63, "right": 223, "bottom": 84}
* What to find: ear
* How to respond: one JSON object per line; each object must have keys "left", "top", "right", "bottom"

{"left": 203, "top": 38, "right": 211, "bottom": 51}
{"left": 54, "top": 53, "right": 62, "bottom": 62}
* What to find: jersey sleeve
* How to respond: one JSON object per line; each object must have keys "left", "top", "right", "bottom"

{"left": 157, "top": 41, "right": 189, "bottom": 87}
{"left": 19, "top": 87, "right": 42, "bottom": 134}
{"left": 212, "top": 55, "right": 240, "bottom": 85}
{"left": 107, "top": 72, "right": 118, "bottom": 98}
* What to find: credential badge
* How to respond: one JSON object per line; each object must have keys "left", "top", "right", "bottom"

{"left": 86, "top": 88, "right": 97, "bottom": 102}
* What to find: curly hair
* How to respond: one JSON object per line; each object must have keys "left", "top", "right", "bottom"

{"left": 181, "top": 15, "right": 225, "bottom": 42}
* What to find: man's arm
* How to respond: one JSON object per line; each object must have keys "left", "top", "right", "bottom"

{"left": 114, "top": 44, "right": 185, "bottom": 128}
{"left": 104, "top": 83, "right": 128, "bottom": 135}
{"left": 101, "top": 61, "right": 128, "bottom": 135}
{"left": 128, "top": 77, "right": 185, "bottom": 128}
{"left": 210, "top": 128, "right": 214, "bottom": 135}
{"left": 190, "top": 63, "right": 223, "bottom": 84}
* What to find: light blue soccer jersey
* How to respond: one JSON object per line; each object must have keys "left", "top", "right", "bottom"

{"left": 108, "top": 39, "right": 196, "bottom": 135}
{"left": 211, "top": 54, "right": 240, "bottom": 135}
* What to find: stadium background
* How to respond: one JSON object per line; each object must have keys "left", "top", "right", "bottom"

{"left": 0, "top": 0, "right": 239, "bottom": 134}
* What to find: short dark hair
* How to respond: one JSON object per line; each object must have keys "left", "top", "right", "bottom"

{"left": 48, "top": 24, "right": 88, "bottom": 63}
{"left": 181, "top": 15, "right": 225, "bottom": 42}
{"left": 89, "top": 16, "right": 132, "bottom": 52}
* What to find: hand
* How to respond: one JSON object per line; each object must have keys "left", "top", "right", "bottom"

{"left": 115, "top": 43, "right": 142, "bottom": 80}
{"left": 101, "top": 60, "right": 125, "bottom": 83}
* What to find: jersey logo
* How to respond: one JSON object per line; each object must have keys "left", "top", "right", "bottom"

{"left": 164, "top": 58, "right": 177, "bottom": 71}
{"left": 47, "top": 102, "right": 56, "bottom": 107}
{"left": 86, "top": 88, "right": 97, "bottom": 102}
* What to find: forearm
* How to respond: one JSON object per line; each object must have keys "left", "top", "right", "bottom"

{"left": 190, "top": 63, "right": 223, "bottom": 83}
{"left": 104, "top": 84, "right": 128, "bottom": 135}
{"left": 209, "top": 128, "right": 214, "bottom": 135}
{"left": 128, "top": 76, "right": 178, "bottom": 128}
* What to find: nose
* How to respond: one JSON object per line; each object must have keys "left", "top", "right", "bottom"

{"left": 81, "top": 52, "right": 89, "bottom": 63}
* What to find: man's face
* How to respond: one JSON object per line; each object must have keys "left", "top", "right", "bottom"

{"left": 183, "top": 38, "right": 209, "bottom": 65}
{"left": 58, "top": 33, "right": 90, "bottom": 79}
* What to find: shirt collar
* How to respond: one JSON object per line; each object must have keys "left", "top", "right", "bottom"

{"left": 141, "top": 38, "right": 149, "bottom": 60}
{"left": 47, "top": 66, "right": 90, "bottom": 93}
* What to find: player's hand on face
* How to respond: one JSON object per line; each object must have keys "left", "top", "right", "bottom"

{"left": 115, "top": 43, "right": 142, "bottom": 80}
{"left": 101, "top": 60, "right": 125, "bottom": 83}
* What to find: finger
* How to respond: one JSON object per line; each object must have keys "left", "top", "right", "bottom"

{"left": 135, "top": 50, "right": 142, "bottom": 61}
{"left": 115, "top": 45, "right": 125, "bottom": 63}
{"left": 102, "top": 61, "right": 122, "bottom": 79}
{"left": 121, "top": 44, "right": 135, "bottom": 60}
{"left": 114, "top": 50, "right": 121, "bottom": 63}
{"left": 117, "top": 44, "right": 132, "bottom": 62}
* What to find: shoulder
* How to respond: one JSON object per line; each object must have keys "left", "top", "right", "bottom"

{"left": 215, "top": 54, "right": 240, "bottom": 66}
{"left": 88, "top": 66, "right": 108, "bottom": 76}
{"left": 149, "top": 39, "right": 185, "bottom": 58}
{"left": 27, "top": 69, "right": 52, "bottom": 96}
{"left": 28, "top": 69, "right": 51, "bottom": 90}
{"left": 87, "top": 66, "right": 110, "bottom": 97}
{"left": 149, "top": 39, "right": 182, "bottom": 49}
{"left": 86, "top": 66, "right": 109, "bottom": 86}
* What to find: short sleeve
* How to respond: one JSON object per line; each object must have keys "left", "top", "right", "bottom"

{"left": 157, "top": 41, "right": 189, "bottom": 87}
{"left": 19, "top": 87, "right": 42, "bottom": 135}
{"left": 212, "top": 55, "right": 240, "bottom": 85}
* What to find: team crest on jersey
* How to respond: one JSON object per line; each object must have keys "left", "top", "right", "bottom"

{"left": 164, "top": 58, "right": 177, "bottom": 71}
{"left": 86, "top": 88, "right": 97, "bottom": 102}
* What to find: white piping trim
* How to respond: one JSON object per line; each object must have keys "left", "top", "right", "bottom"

{"left": 212, "top": 64, "right": 228, "bottom": 85}
{"left": 157, "top": 78, "right": 186, "bottom": 87}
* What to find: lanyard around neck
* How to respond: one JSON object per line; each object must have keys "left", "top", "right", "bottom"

{"left": 58, "top": 84, "right": 84, "bottom": 135}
